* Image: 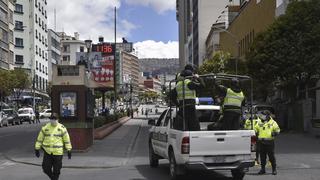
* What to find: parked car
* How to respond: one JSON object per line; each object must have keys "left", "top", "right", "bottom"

{"left": 18, "top": 108, "right": 35, "bottom": 124}
{"left": 2, "top": 109, "right": 21, "bottom": 125}
{"left": 40, "top": 109, "right": 52, "bottom": 119}
{"left": 0, "top": 111, "right": 9, "bottom": 127}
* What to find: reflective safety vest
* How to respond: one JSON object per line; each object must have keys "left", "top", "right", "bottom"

{"left": 223, "top": 88, "right": 244, "bottom": 108}
{"left": 35, "top": 123, "right": 72, "bottom": 155}
{"left": 176, "top": 79, "right": 196, "bottom": 100}
{"left": 244, "top": 118, "right": 261, "bottom": 130}
{"left": 254, "top": 118, "right": 280, "bottom": 140}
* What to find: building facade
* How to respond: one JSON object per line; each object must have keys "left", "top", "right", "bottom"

{"left": 0, "top": 0, "right": 15, "bottom": 70}
{"left": 219, "top": 0, "right": 277, "bottom": 58}
{"left": 59, "top": 32, "right": 86, "bottom": 65}
{"left": 121, "top": 51, "right": 139, "bottom": 91}
{"left": 48, "top": 29, "right": 61, "bottom": 81}
{"left": 13, "top": 0, "right": 49, "bottom": 93}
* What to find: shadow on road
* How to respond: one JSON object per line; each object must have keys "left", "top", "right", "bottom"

{"left": 134, "top": 164, "right": 232, "bottom": 180}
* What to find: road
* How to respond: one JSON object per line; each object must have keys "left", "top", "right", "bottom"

{"left": 0, "top": 105, "right": 320, "bottom": 180}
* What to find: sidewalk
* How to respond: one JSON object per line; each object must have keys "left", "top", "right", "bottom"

{"left": 5, "top": 119, "right": 143, "bottom": 169}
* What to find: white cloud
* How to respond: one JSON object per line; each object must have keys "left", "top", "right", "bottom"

{"left": 125, "top": 0, "right": 176, "bottom": 14}
{"left": 134, "top": 40, "right": 178, "bottom": 59}
{"left": 47, "top": 0, "right": 136, "bottom": 42}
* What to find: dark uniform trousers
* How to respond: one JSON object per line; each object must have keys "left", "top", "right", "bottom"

{"left": 42, "top": 151, "right": 63, "bottom": 180}
{"left": 221, "top": 110, "right": 241, "bottom": 130}
{"left": 260, "top": 140, "right": 276, "bottom": 170}
{"left": 175, "top": 100, "right": 200, "bottom": 131}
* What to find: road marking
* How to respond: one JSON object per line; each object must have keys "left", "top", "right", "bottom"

{"left": 0, "top": 161, "right": 16, "bottom": 170}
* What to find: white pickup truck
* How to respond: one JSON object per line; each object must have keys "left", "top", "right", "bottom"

{"left": 148, "top": 99, "right": 256, "bottom": 180}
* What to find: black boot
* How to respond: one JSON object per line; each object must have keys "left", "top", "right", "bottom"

{"left": 272, "top": 167, "right": 277, "bottom": 175}
{"left": 258, "top": 167, "right": 266, "bottom": 175}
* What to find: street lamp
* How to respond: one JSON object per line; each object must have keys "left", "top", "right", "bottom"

{"left": 212, "top": 26, "right": 240, "bottom": 75}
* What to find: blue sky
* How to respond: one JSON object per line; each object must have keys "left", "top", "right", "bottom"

{"left": 118, "top": 2, "right": 178, "bottom": 42}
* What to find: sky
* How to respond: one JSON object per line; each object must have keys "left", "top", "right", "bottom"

{"left": 47, "top": 0, "right": 178, "bottom": 59}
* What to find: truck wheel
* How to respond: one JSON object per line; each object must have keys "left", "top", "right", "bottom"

{"left": 149, "top": 143, "right": 159, "bottom": 168}
{"left": 169, "top": 150, "right": 182, "bottom": 180}
{"left": 231, "top": 169, "right": 245, "bottom": 180}
{"left": 0, "top": 122, "right": 2, "bottom": 127}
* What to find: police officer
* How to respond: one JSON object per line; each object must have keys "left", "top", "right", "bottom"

{"left": 255, "top": 110, "right": 280, "bottom": 175}
{"left": 216, "top": 78, "right": 245, "bottom": 130}
{"left": 244, "top": 114, "right": 262, "bottom": 165}
{"left": 35, "top": 113, "right": 72, "bottom": 180}
{"left": 173, "top": 70, "right": 204, "bottom": 130}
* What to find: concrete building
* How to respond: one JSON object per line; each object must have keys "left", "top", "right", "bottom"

{"left": 58, "top": 32, "right": 86, "bottom": 65}
{"left": 219, "top": 0, "right": 277, "bottom": 59}
{"left": 13, "top": 0, "right": 49, "bottom": 93}
{"left": 0, "top": 0, "right": 15, "bottom": 70}
{"left": 48, "top": 29, "right": 61, "bottom": 81}
{"left": 177, "top": 0, "right": 231, "bottom": 68}
{"left": 144, "top": 78, "right": 162, "bottom": 94}
{"left": 121, "top": 51, "right": 139, "bottom": 91}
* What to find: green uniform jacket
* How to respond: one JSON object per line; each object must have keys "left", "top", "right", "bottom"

{"left": 254, "top": 118, "right": 280, "bottom": 140}
{"left": 35, "top": 122, "right": 72, "bottom": 155}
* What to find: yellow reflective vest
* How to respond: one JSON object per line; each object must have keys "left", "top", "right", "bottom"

{"left": 244, "top": 117, "right": 261, "bottom": 130}
{"left": 35, "top": 123, "right": 72, "bottom": 155}
{"left": 176, "top": 79, "right": 196, "bottom": 100}
{"left": 254, "top": 118, "right": 280, "bottom": 140}
{"left": 223, "top": 88, "right": 244, "bottom": 108}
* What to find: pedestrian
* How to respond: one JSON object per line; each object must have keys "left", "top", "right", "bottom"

{"left": 255, "top": 110, "right": 280, "bottom": 175}
{"left": 215, "top": 78, "right": 245, "bottom": 130}
{"left": 172, "top": 68, "right": 204, "bottom": 131}
{"left": 35, "top": 113, "right": 72, "bottom": 180}
{"left": 35, "top": 109, "right": 40, "bottom": 123}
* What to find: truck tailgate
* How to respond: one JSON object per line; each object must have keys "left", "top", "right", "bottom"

{"left": 189, "top": 130, "right": 255, "bottom": 156}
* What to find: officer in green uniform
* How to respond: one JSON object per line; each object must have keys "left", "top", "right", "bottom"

{"left": 255, "top": 110, "right": 280, "bottom": 175}
{"left": 35, "top": 113, "right": 72, "bottom": 180}
{"left": 244, "top": 114, "right": 262, "bottom": 164}
{"left": 216, "top": 78, "right": 245, "bottom": 130}
{"left": 173, "top": 70, "right": 204, "bottom": 130}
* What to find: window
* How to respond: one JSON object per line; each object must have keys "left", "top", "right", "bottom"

{"left": 63, "top": 45, "right": 70, "bottom": 53}
{"left": 63, "top": 55, "right": 70, "bottom": 61}
{"left": 35, "top": 75, "right": 38, "bottom": 89}
{"left": 1, "top": 29, "right": 9, "bottom": 43}
{"left": 36, "top": 45, "right": 38, "bottom": 54}
{"left": 39, "top": 63, "right": 42, "bottom": 72}
{"left": 39, "top": 48, "right": 42, "bottom": 57}
{"left": 38, "top": 17, "right": 41, "bottom": 26}
{"left": 45, "top": 53, "right": 48, "bottom": 60}
{"left": 42, "top": 21, "right": 44, "bottom": 29}
{"left": 42, "top": 65, "right": 44, "bottom": 73}
{"left": 36, "top": 61, "right": 38, "bottom": 70}
{"left": 42, "top": 50, "right": 44, "bottom": 58}
{"left": 15, "top": 4, "right": 23, "bottom": 14}
{"left": 36, "top": 30, "right": 38, "bottom": 38}
{"left": 15, "top": 21, "right": 24, "bottom": 31}
{"left": 39, "top": 77, "right": 42, "bottom": 90}
{"left": 45, "top": 67, "right": 47, "bottom": 75}
{"left": 39, "top": 35, "right": 42, "bottom": 42}
{"left": 15, "top": 55, "right": 24, "bottom": 64}
{"left": 45, "top": 10, "right": 47, "bottom": 18}
{"left": 42, "top": 36, "right": 44, "bottom": 44}
{"left": 80, "top": 46, "right": 84, "bottom": 52}
{"left": 35, "top": 14, "right": 38, "bottom": 23}
{"left": 15, "top": 38, "right": 24, "bottom": 47}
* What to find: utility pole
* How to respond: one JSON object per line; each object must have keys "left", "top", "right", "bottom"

{"left": 130, "top": 84, "right": 133, "bottom": 118}
{"left": 113, "top": 6, "right": 117, "bottom": 112}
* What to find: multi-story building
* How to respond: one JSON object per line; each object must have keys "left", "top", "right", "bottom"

{"left": 219, "top": 0, "right": 277, "bottom": 58}
{"left": 144, "top": 78, "right": 162, "bottom": 94}
{"left": 0, "top": 0, "right": 15, "bottom": 70}
{"left": 121, "top": 51, "right": 139, "bottom": 91}
{"left": 13, "top": 0, "right": 49, "bottom": 93}
{"left": 177, "top": 0, "right": 230, "bottom": 68}
{"left": 48, "top": 29, "right": 61, "bottom": 81}
{"left": 58, "top": 32, "right": 86, "bottom": 65}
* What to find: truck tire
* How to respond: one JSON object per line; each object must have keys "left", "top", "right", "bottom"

{"left": 231, "top": 169, "right": 245, "bottom": 180}
{"left": 149, "top": 142, "right": 159, "bottom": 168}
{"left": 0, "top": 122, "right": 2, "bottom": 127}
{"left": 169, "top": 150, "right": 183, "bottom": 180}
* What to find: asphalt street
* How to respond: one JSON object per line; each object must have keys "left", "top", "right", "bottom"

{"left": 0, "top": 105, "right": 320, "bottom": 180}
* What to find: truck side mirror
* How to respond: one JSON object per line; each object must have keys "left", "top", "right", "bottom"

{"left": 148, "top": 119, "right": 156, "bottom": 126}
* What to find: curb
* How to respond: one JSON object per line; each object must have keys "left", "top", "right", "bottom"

{"left": 94, "top": 116, "right": 131, "bottom": 140}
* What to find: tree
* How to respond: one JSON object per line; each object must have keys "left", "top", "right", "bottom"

{"left": 199, "top": 51, "right": 232, "bottom": 74}
{"left": 11, "top": 69, "right": 31, "bottom": 102}
{"left": 246, "top": 0, "right": 320, "bottom": 100}
{"left": 0, "top": 70, "right": 12, "bottom": 101}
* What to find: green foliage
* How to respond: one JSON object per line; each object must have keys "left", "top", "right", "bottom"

{"left": 199, "top": 51, "right": 232, "bottom": 74}
{"left": 246, "top": 0, "right": 320, "bottom": 99}
{"left": 0, "top": 69, "right": 31, "bottom": 100}
{"left": 94, "top": 112, "right": 127, "bottom": 128}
